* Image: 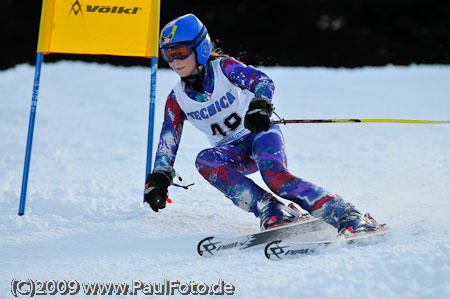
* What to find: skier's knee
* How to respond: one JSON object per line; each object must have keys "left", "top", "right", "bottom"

{"left": 195, "top": 148, "right": 218, "bottom": 176}
{"left": 195, "top": 149, "right": 209, "bottom": 171}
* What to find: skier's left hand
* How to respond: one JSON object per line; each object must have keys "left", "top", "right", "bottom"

{"left": 144, "top": 170, "right": 173, "bottom": 212}
{"left": 244, "top": 96, "right": 274, "bottom": 134}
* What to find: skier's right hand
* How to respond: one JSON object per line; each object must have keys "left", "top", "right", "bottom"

{"left": 144, "top": 170, "right": 173, "bottom": 212}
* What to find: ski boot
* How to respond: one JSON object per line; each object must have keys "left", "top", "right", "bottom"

{"left": 338, "top": 210, "right": 379, "bottom": 236}
{"left": 258, "top": 194, "right": 301, "bottom": 231}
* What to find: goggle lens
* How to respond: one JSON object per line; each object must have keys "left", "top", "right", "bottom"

{"left": 161, "top": 45, "right": 193, "bottom": 63}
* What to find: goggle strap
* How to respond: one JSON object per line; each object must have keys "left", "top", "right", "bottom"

{"left": 161, "top": 25, "right": 206, "bottom": 52}
{"left": 191, "top": 26, "right": 207, "bottom": 47}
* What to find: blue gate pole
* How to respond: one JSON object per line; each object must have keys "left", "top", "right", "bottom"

{"left": 145, "top": 57, "right": 158, "bottom": 185}
{"left": 19, "top": 53, "right": 44, "bottom": 216}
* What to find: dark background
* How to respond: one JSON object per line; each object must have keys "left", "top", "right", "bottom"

{"left": 1, "top": 0, "right": 450, "bottom": 70}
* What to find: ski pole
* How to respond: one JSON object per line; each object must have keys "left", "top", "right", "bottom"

{"left": 271, "top": 119, "right": 450, "bottom": 125}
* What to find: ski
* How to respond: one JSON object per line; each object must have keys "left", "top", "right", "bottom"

{"left": 264, "top": 224, "right": 391, "bottom": 260}
{"left": 197, "top": 214, "right": 333, "bottom": 257}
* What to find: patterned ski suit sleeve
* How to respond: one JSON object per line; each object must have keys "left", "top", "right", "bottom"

{"left": 220, "top": 57, "right": 275, "bottom": 100}
{"left": 153, "top": 90, "right": 186, "bottom": 173}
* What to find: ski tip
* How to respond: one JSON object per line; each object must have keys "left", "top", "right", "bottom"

{"left": 264, "top": 240, "right": 283, "bottom": 260}
{"left": 197, "top": 236, "right": 214, "bottom": 257}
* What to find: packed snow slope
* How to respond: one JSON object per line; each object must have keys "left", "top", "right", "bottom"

{"left": 1, "top": 62, "right": 449, "bottom": 298}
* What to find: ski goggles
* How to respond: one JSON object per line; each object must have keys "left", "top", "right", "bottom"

{"left": 160, "top": 44, "right": 194, "bottom": 63}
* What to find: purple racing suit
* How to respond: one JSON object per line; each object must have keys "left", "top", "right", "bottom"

{"left": 153, "top": 57, "right": 355, "bottom": 228}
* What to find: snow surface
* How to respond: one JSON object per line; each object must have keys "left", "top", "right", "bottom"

{"left": 1, "top": 62, "right": 449, "bottom": 298}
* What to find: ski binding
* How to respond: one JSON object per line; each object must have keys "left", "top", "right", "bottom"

{"left": 264, "top": 223, "right": 391, "bottom": 260}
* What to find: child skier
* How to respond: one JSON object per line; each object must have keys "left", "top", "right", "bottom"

{"left": 144, "top": 14, "right": 378, "bottom": 235}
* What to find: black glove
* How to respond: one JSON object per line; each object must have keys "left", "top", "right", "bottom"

{"left": 144, "top": 170, "right": 173, "bottom": 212}
{"left": 244, "top": 96, "right": 274, "bottom": 134}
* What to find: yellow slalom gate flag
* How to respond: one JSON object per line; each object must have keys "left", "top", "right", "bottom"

{"left": 37, "top": 0, "right": 160, "bottom": 57}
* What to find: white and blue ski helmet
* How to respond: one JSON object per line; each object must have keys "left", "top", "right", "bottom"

{"left": 160, "top": 14, "right": 212, "bottom": 65}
